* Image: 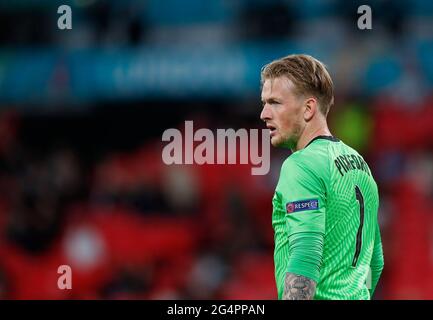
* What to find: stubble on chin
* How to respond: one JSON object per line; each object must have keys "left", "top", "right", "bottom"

{"left": 274, "top": 122, "right": 302, "bottom": 151}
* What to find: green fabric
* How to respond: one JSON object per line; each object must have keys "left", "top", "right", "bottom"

{"left": 369, "top": 222, "right": 384, "bottom": 297}
{"left": 286, "top": 231, "right": 324, "bottom": 283}
{"left": 272, "top": 137, "right": 383, "bottom": 300}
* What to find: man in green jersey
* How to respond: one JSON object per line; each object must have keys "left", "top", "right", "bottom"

{"left": 260, "top": 54, "right": 384, "bottom": 300}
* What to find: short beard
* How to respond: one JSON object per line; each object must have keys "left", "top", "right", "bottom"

{"left": 278, "top": 121, "right": 303, "bottom": 151}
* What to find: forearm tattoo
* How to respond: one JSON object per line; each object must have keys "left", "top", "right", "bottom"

{"left": 283, "top": 273, "right": 317, "bottom": 300}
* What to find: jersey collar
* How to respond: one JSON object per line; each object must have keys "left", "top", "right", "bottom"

{"left": 304, "top": 135, "right": 340, "bottom": 149}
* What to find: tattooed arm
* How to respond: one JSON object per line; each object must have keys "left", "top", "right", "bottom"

{"left": 283, "top": 272, "right": 317, "bottom": 300}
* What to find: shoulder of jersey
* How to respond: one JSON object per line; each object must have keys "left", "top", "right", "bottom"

{"left": 297, "top": 139, "right": 331, "bottom": 160}
{"left": 282, "top": 143, "right": 326, "bottom": 170}
{"left": 281, "top": 140, "right": 334, "bottom": 177}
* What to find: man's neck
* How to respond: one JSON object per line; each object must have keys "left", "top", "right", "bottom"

{"left": 295, "top": 125, "right": 332, "bottom": 152}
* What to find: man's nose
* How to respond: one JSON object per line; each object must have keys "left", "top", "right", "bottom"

{"left": 260, "top": 104, "right": 271, "bottom": 122}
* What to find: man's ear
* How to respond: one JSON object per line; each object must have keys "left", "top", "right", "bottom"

{"left": 304, "top": 97, "right": 317, "bottom": 122}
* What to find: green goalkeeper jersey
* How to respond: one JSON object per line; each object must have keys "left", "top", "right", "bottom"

{"left": 272, "top": 135, "right": 384, "bottom": 300}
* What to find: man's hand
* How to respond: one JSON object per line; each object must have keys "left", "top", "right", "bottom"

{"left": 283, "top": 272, "right": 317, "bottom": 300}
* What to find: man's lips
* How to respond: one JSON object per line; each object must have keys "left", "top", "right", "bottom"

{"left": 266, "top": 124, "right": 277, "bottom": 137}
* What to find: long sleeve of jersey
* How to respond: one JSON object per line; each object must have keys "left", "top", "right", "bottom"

{"left": 278, "top": 158, "right": 327, "bottom": 283}
{"left": 286, "top": 231, "right": 324, "bottom": 283}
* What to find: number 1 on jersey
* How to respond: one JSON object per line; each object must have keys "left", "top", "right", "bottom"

{"left": 352, "top": 185, "right": 365, "bottom": 267}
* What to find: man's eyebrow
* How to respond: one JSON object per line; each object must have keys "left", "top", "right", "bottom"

{"left": 262, "top": 97, "right": 281, "bottom": 104}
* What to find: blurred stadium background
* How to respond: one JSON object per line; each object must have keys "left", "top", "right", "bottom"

{"left": 0, "top": 0, "right": 433, "bottom": 299}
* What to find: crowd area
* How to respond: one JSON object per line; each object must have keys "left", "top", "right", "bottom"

{"left": 0, "top": 94, "right": 432, "bottom": 299}
{"left": 0, "top": 0, "right": 433, "bottom": 299}
{"left": 0, "top": 107, "right": 277, "bottom": 299}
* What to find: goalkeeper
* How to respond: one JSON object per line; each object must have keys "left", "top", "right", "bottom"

{"left": 260, "top": 54, "right": 384, "bottom": 300}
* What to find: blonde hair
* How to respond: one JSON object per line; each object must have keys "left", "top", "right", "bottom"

{"left": 261, "top": 54, "right": 334, "bottom": 116}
